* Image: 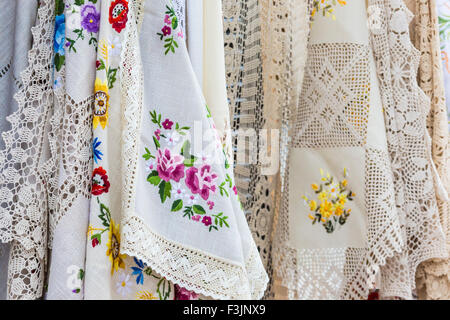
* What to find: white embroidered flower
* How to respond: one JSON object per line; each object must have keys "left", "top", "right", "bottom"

{"left": 116, "top": 273, "right": 132, "bottom": 297}
{"left": 67, "top": 12, "right": 81, "bottom": 31}
{"left": 165, "top": 131, "right": 181, "bottom": 147}
{"left": 145, "top": 159, "right": 157, "bottom": 173}
{"left": 186, "top": 194, "right": 199, "bottom": 206}
{"left": 108, "top": 35, "right": 122, "bottom": 56}
{"left": 53, "top": 76, "right": 63, "bottom": 89}
{"left": 171, "top": 182, "right": 186, "bottom": 199}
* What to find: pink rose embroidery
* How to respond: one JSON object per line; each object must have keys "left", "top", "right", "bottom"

{"left": 164, "top": 14, "right": 171, "bottom": 25}
{"left": 185, "top": 165, "right": 218, "bottom": 201}
{"left": 207, "top": 200, "right": 214, "bottom": 210}
{"left": 202, "top": 216, "right": 212, "bottom": 227}
{"left": 157, "top": 148, "right": 185, "bottom": 182}
{"left": 233, "top": 185, "right": 238, "bottom": 195}
{"left": 192, "top": 215, "right": 201, "bottom": 222}
{"left": 154, "top": 129, "right": 161, "bottom": 140}
{"left": 162, "top": 118, "right": 174, "bottom": 130}
{"left": 175, "top": 285, "right": 199, "bottom": 300}
{"left": 161, "top": 25, "right": 171, "bottom": 36}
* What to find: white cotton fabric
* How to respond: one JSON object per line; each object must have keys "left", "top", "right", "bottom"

{"left": 119, "top": 0, "right": 268, "bottom": 300}
{"left": 186, "top": 0, "right": 203, "bottom": 87}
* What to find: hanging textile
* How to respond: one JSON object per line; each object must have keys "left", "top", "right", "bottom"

{"left": 369, "top": 0, "right": 447, "bottom": 299}
{"left": 84, "top": 0, "right": 267, "bottom": 300}
{"left": 0, "top": 0, "right": 53, "bottom": 300}
{"left": 402, "top": 0, "right": 450, "bottom": 300}
{"left": 0, "top": 0, "right": 38, "bottom": 300}
{"left": 273, "top": 0, "right": 405, "bottom": 300}
{"left": 222, "top": 0, "right": 278, "bottom": 299}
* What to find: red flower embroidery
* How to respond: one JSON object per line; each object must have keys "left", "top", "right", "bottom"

{"left": 109, "top": 0, "right": 129, "bottom": 33}
{"left": 92, "top": 237, "right": 99, "bottom": 248}
{"left": 92, "top": 167, "right": 111, "bottom": 195}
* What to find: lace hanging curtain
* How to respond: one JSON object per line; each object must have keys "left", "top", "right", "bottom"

{"left": 368, "top": 0, "right": 447, "bottom": 299}
{"left": 0, "top": 0, "right": 54, "bottom": 299}
{"left": 402, "top": 0, "right": 450, "bottom": 300}
{"left": 222, "top": 0, "right": 277, "bottom": 299}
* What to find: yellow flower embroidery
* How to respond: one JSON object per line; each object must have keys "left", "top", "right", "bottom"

{"left": 311, "top": 0, "right": 347, "bottom": 21}
{"left": 93, "top": 78, "right": 109, "bottom": 129}
{"left": 106, "top": 219, "right": 126, "bottom": 274}
{"left": 136, "top": 291, "right": 158, "bottom": 300}
{"left": 301, "top": 168, "right": 355, "bottom": 233}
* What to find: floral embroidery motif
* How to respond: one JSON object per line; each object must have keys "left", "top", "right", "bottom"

{"left": 109, "top": 0, "right": 129, "bottom": 33}
{"left": 106, "top": 218, "right": 126, "bottom": 274}
{"left": 142, "top": 110, "right": 231, "bottom": 232}
{"left": 174, "top": 285, "right": 199, "bottom": 300}
{"left": 130, "top": 258, "right": 172, "bottom": 300}
{"left": 96, "top": 40, "right": 119, "bottom": 89}
{"left": 136, "top": 291, "right": 158, "bottom": 300}
{"left": 93, "top": 78, "right": 110, "bottom": 129}
{"left": 71, "top": 269, "right": 85, "bottom": 294}
{"left": 93, "top": 137, "right": 104, "bottom": 164}
{"left": 157, "top": 4, "right": 183, "bottom": 55}
{"left": 65, "top": 1, "right": 100, "bottom": 53}
{"left": 302, "top": 168, "right": 355, "bottom": 233}
{"left": 87, "top": 198, "right": 126, "bottom": 274}
{"left": 92, "top": 166, "right": 110, "bottom": 195}
{"left": 311, "top": 0, "right": 347, "bottom": 21}
{"left": 54, "top": 7, "right": 66, "bottom": 72}
{"left": 116, "top": 273, "right": 132, "bottom": 296}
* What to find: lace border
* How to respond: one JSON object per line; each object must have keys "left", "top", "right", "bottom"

{"left": 121, "top": 215, "right": 269, "bottom": 300}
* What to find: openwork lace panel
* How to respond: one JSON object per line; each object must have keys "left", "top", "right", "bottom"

{"left": 368, "top": 0, "right": 447, "bottom": 299}
{"left": 0, "top": 0, "right": 55, "bottom": 299}
{"left": 222, "top": 0, "right": 276, "bottom": 298}
{"left": 272, "top": 1, "right": 406, "bottom": 300}
{"left": 402, "top": 0, "right": 450, "bottom": 300}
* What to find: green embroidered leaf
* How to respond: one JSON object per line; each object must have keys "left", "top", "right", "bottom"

{"left": 147, "top": 170, "right": 161, "bottom": 186}
{"left": 54, "top": 53, "right": 65, "bottom": 72}
{"left": 209, "top": 225, "right": 219, "bottom": 232}
{"left": 78, "top": 269, "right": 85, "bottom": 280}
{"left": 153, "top": 136, "right": 161, "bottom": 149}
{"left": 56, "top": 0, "right": 65, "bottom": 15}
{"left": 74, "top": 0, "right": 85, "bottom": 6}
{"left": 183, "top": 156, "right": 196, "bottom": 167}
{"left": 158, "top": 180, "right": 172, "bottom": 203}
{"left": 143, "top": 147, "right": 155, "bottom": 160}
{"left": 91, "top": 233, "right": 102, "bottom": 245}
{"left": 97, "top": 199, "right": 111, "bottom": 228}
{"left": 107, "top": 67, "right": 118, "bottom": 89}
{"left": 181, "top": 140, "right": 196, "bottom": 166}
{"left": 183, "top": 206, "right": 194, "bottom": 219}
{"left": 171, "top": 199, "right": 183, "bottom": 212}
{"left": 192, "top": 205, "right": 206, "bottom": 215}
{"left": 205, "top": 104, "right": 212, "bottom": 118}
{"left": 172, "top": 16, "right": 178, "bottom": 30}
{"left": 180, "top": 140, "right": 190, "bottom": 155}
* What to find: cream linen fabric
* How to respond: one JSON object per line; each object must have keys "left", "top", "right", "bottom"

{"left": 274, "top": 1, "right": 403, "bottom": 299}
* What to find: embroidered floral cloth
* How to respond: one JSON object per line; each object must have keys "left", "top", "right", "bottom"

{"left": 85, "top": 0, "right": 267, "bottom": 300}
{"left": 273, "top": 1, "right": 404, "bottom": 299}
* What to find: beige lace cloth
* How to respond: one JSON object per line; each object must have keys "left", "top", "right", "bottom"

{"left": 402, "top": 0, "right": 450, "bottom": 300}
{"left": 222, "top": 0, "right": 278, "bottom": 298}
{"left": 369, "top": 0, "right": 447, "bottom": 300}
{"left": 0, "top": 0, "right": 54, "bottom": 299}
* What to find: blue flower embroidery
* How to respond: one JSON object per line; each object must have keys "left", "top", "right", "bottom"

{"left": 54, "top": 14, "right": 66, "bottom": 56}
{"left": 131, "top": 257, "right": 146, "bottom": 285}
{"left": 93, "top": 137, "right": 103, "bottom": 164}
